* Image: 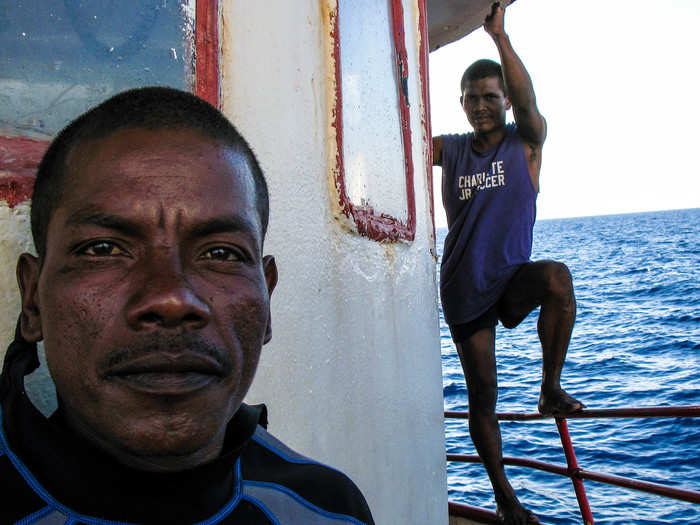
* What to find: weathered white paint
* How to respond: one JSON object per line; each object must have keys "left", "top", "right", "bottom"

{"left": 0, "top": 203, "right": 58, "bottom": 416}
{"left": 0, "top": 203, "right": 32, "bottom": 351}
{"left": 222, "top": 1, "right": 446, "bottom": 524}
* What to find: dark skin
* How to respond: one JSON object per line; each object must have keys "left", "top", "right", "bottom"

{"left": 433, "top": 4, "right": 583, "bottom": 524}
{"left": 17, "top": 127, "right": 278, "bottom": 472}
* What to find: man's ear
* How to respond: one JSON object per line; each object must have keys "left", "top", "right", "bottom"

{"left": 262, "top": 255, "right": 278, "bottom": 344}
{"left": 16, "top": 253, "right": 43, "bottom": 342}
{"left": 504, "top": 96, "right": 512, "bottom": 110}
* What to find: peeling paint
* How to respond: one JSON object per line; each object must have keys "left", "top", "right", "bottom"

{"left": 0, "top": 176, "right": 34, "bottom": 208}
{"left": 0, "top": 202, "right": 34, "bottom": 351}
{"left": 0, "top": 136, "right": 47, "bottom": 208}
{"left": 325, "top": 0, "right": 417, "bottom": 243}
{"left": 415, "top": 0, "right": 437, "bottom": 258}
{"left": 323, "top": 0, "right": 355, "bottom": 234}
{"left": 194, "top": 0, "right": 221, "bottom": 107}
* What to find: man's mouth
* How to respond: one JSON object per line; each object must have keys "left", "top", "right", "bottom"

{"left": 105, "top": 353, "right": 224, "bottom": 395}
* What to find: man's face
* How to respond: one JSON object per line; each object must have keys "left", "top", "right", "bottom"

{"left": 18, "top": 127, "right": 277, "bottom": 471}
{"left": 461, "top": 76, "right": 511, "bottom": 134}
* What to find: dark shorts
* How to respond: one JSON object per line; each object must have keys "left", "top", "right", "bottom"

{"left": 448, "top": 264, "right": 532, "bottom": 344}
{"left": 448, "top": 305, "right": 501, "bottom": 344}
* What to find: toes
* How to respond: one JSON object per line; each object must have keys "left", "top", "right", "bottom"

{"left": 564, "top": 396, "right": 586, "bottom": 413}
{"left": 560, "top": 398, "right": 584, "bottom": 414}
{"left": 496, "top": 506, "right": 539, "bottom": 525}
{"left": 538, "top": 393, "right": 585, "bottom": 416}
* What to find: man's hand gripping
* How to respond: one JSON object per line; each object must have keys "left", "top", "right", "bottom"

{"left": 484, "top": 2, "right": 506, "bottom": 39}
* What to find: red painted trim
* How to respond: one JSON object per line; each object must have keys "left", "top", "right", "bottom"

{"left": 418, "top": 0, "right": 435, "bottom": 243}
{"left": 556, "top": 418, "right": 595, "bottom": 524}
{"left": 331, "top": 0, "right": 415, "bottom": 242}
{"left": 448, "top": 453, "right": 700, "bottom": 506}
{"left": 447, "top": 407, "right": 700, "bottom": 517}
{"left": 0, "top": 136, "right": 48, "bottom": 208}
{"left": 577, "top": 468, "right": 700, "bottom": 505}
{"left": 448, "top": 501, "right": 499, "bottom": 523}
{"left": 195, "top": 0, "right": 221, "bottom": 108}
{"left": 445, "top": 405, "right": 700, "bottom": 421}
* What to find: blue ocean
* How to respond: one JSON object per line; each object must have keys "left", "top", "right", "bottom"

{"left": 439, "top": 208, "right": 700, "bottom": 524}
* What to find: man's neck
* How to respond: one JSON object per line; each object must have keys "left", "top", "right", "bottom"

{"left": 472, "top": 126, "right": 507, "bottom": 153}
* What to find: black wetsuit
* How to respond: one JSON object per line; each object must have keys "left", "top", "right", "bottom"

{"left": 0, "top": 332, "right": 374, "bottom": 524}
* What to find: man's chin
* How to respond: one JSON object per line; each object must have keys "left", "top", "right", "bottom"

{"left": 473, "top": 123, "right": 497, "bottom": 134}
{"left": 108, "top": 422, "right": 227, "bottom": 471}
{"left": 72, "top": 406, "right": 233, "bottom": 472}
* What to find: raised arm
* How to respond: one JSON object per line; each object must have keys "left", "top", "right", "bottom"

{"left": 484, "top": 3, "right": 546, "bottom": 146}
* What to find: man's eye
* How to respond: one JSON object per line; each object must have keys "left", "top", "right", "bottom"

{"left": 79, "top": 241, "right": 124, "bottom": 256}
{"left": 200, "top": 247, "right": 241, "bottom": 262}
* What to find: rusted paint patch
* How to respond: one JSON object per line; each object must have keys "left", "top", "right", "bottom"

{"left": 0, "top": 136, "right": 48, "bottom": 207}
{"left": 324, "top": 0, "right": 355, "bottom": 234}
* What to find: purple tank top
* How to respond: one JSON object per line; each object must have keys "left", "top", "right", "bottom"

{"left": 440, "top": 123, "right": 536, "bottom": 325}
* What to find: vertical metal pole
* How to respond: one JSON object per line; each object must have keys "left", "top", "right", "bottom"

{"left": 556, "top": 418, "right": 595, "bottom": 525}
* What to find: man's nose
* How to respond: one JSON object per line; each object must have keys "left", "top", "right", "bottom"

{"left": 126, "top": 255, "right": 210, "bottom": 330}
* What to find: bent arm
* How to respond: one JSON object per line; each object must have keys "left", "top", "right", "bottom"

{"left": 485, "top": 4, "right": 546, "bottom": 146}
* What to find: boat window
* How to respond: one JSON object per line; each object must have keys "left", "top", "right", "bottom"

{"left": 332, "top": 0, "right": 416, "bottom": 242}
{"left": 0, "top": 0, "right": 196, "bottom": 139}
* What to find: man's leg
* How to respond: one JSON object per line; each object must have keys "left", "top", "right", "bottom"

{"left": 499, "top": 260, "right": 584, "bottom": 416}
{"left": 456, "top": 327, "right": 538, "bottom": 524}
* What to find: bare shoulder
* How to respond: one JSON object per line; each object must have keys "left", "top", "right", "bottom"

{"left": 432, "top": 136, "right": 444, "bottom": 166}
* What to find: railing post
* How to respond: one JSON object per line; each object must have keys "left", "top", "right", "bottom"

{"left": 556, "top": 418, "right": 595, "bottom": 525}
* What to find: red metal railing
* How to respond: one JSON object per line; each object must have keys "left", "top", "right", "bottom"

{"left": 445, "top": 406, "right": 700, "bottom": 524}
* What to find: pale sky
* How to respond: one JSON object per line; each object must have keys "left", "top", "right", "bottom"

{"left": 429, "top": 0, "right": 700, "bottom": 226}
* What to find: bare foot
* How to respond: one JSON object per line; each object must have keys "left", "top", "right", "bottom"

{"left": 538, "top": 386, "right": 585, "bottom": 416}
{"left": 497, "top": 501, "right": 539, "bottom": 524}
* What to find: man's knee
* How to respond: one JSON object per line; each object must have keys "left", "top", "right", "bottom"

{"left": 543, "top": 261, "right": 573, "bottom": 300}
{"left": 466, "top": 377, "right": 498, "bottom": 412}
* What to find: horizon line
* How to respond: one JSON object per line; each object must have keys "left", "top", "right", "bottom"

{"left": 434, "top": 206, "right": 699, "bottom": 229}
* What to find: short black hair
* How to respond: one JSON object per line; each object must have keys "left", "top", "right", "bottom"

{"left": 31, "top": 86, "right": 269, "bottom": 258}
{"left": 460, "top": 59, "right": 505, "bottom": 95}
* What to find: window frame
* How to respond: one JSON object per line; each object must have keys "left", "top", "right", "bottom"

{"left": 0, "top": 0, "right": 221, "bottom": 207}
{"left": 329, "top": 0, "right": 416, "bottom": 242}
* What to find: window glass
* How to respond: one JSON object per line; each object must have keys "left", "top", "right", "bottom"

{"left": 0, "top": 0, "right": 194, "bottom": 138}
{"left": 337, "top": 0, "right": 409, "bottom": 223}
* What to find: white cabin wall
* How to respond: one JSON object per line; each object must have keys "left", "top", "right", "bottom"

{"left": 221, "top": 1, "right": 447, "bottom": 524}
{"left": 0, "top": 204, "right": 32, "bottom": 350}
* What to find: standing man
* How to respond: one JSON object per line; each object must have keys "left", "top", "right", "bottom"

{"left": 1, "top": 87, "right": 374, "bottom": 524}
{"left": 433, "top": 4, "right": 583, "bottom": 524}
